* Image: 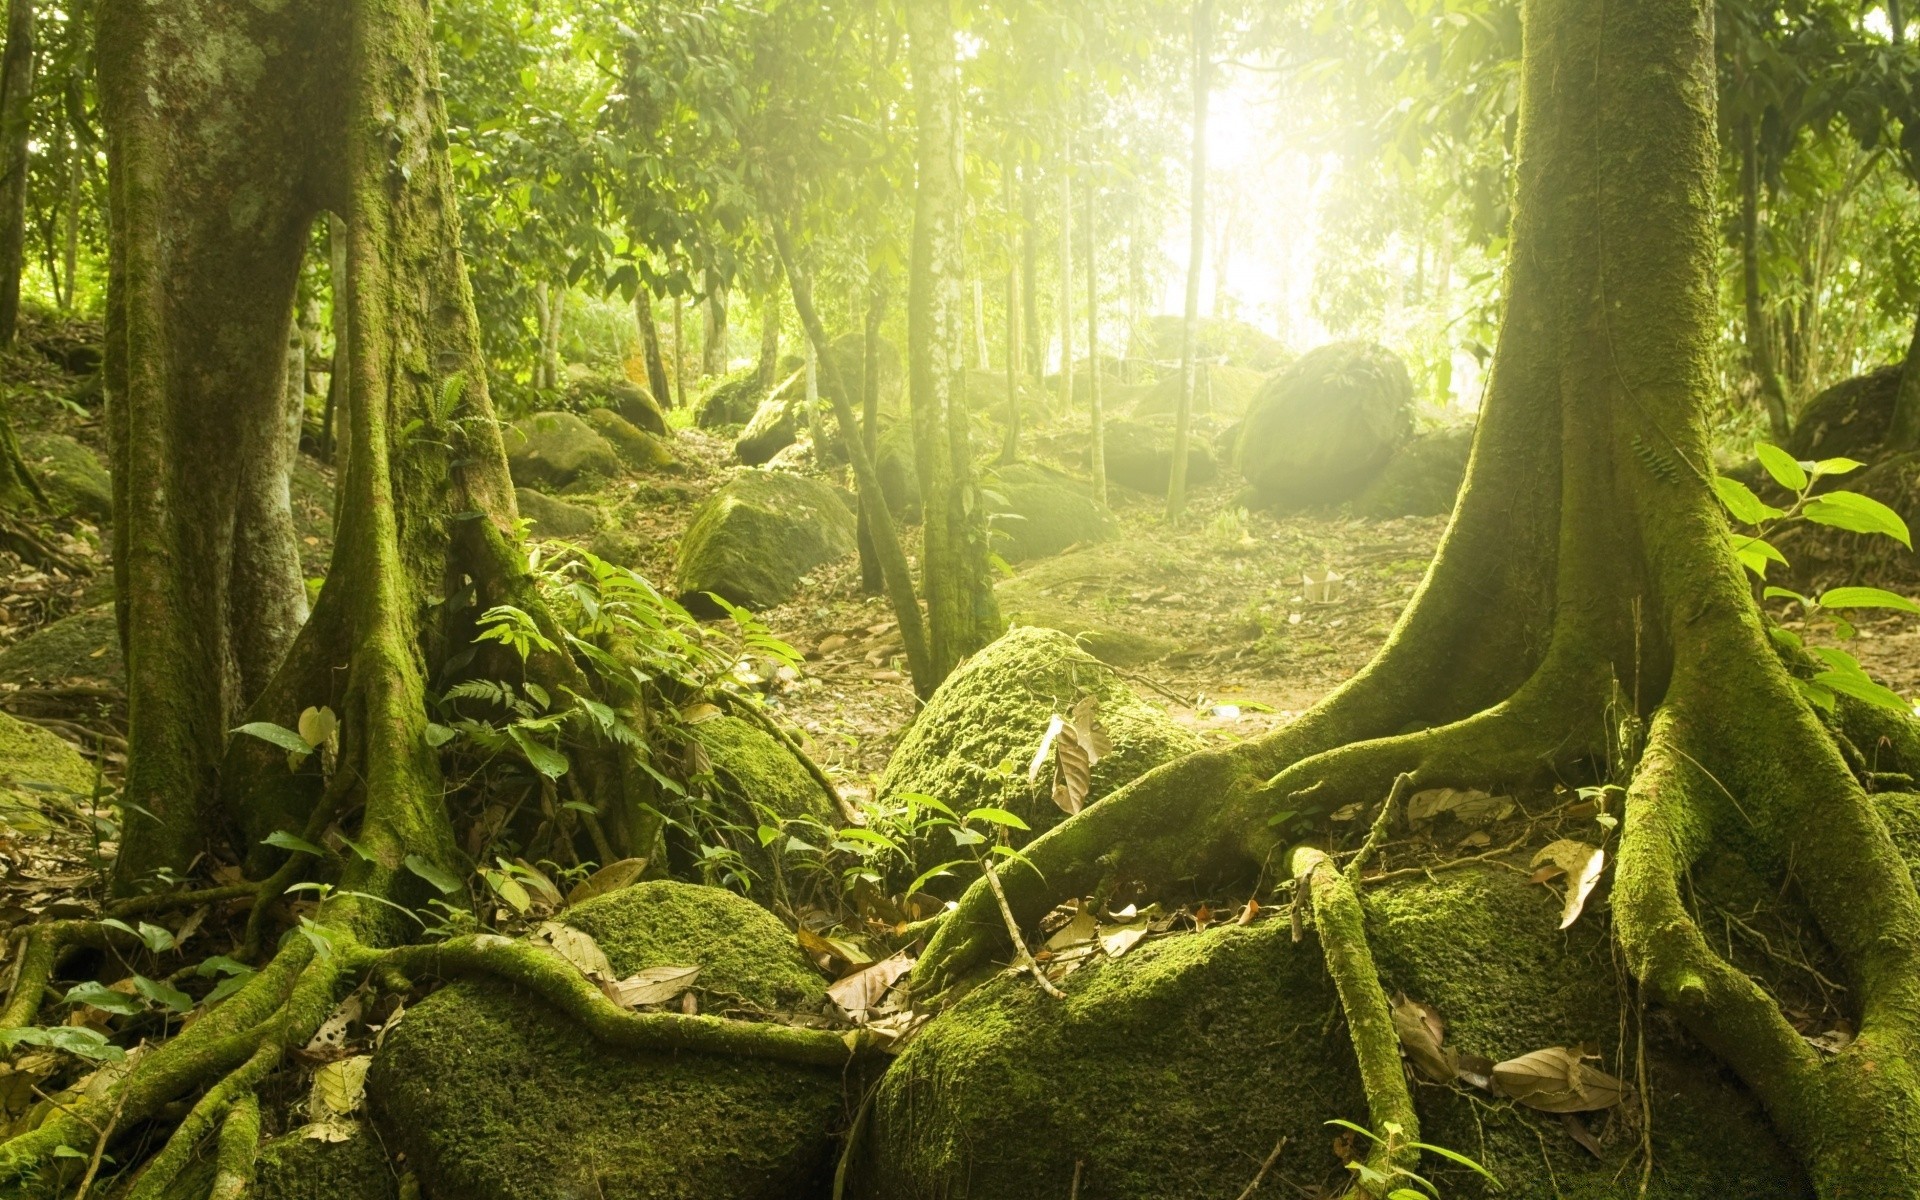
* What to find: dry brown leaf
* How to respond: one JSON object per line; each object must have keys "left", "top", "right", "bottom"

{"left": 797, "top": 927, "right": 871, "bottom": 973}
{"left": 565, "top": 857, "right": 649, "bottom": 908}
{"left": 827, "top": 951, "right": 914, "bottom": 1020}
{"left": 1045, "top": 909, "right": 1099, "bottom": 952}
{"left": 1098, "top": 918, "right": 1149, "bottom": 958}
{"left": 1491, "top": 1046, "right": 1627, "bottom": 1113}
{"left": 1530, "top": 840, "right": 1607, "bottom": 929}
{"left": 535, "top": 921, "right": 613, "bottom": 979}
{"left": 308, "top": 1054, "right": 370, "bottom": 1120}
{"left": 1192, "top": 903, "right": 1214, "bottom": 931}
{"left": 301, "top": 1118, "right": 361, "bottom": 1144}
{"left": 1390, "top": 994, "right": 1456, "bottom": 1083}
{"left": 1408, "top": 787, "right": 1516, "bottom": 825}
{"left": 1562, "top": 1112, "right": 1604, "bottom": 1159}
{"left": 303, "top": 994, "right": 361, "bottom": 1056}
{"left": 1236, "top": 897, "right": 1260, "bottom": 926}
{"left": 599, "top": 964, "right": 701, "bottom": 1008}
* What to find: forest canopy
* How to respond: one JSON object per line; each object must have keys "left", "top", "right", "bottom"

{"left": 0, "top": 0, "right": 1916, "bottom": 1197}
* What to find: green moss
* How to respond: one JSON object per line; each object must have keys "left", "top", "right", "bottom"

{"left": 17, "top": 432, "right": 110, "bottom": 522}
{"left": 1097, "top": 419, "right": 1218, "bottom": 495}
{"left": 674, "top": 469, "right": 856, "bottom": 613}
{"left": 253, "top": 1127, "right": 401, "bottom": 1200}
{"left": 584, "top": 408, "right": 677, "bottom": 472}
{"left": 0, "top": 710, "right": 96, "bottom": 832}
{"left": 1235, "top": 341, "right": 1415, "bottom": 506}
{"left": 992, "top": 548, "right": 1183, "bottom": 667}
{"left": 983, "top": 463, "right": 1117, "bottom": 563}
{"left": 736, "top": 395, "right": 800, "bottom": 466}
{"left": 856, "top": 867, "right": 1806, "bottom": 1199}
{"left": 515, "top": 486, "right": 599, "bottom": 538}
{"left": 0, "top": 604, "right": 122, "bottom": 688}
{"left": 367, "top": 881, "right": 842, "bottom": 1200}
{"left": 1351, "top": 422, "right": 1476, "bottom": 519}
{"left": 690, "top": 715, "right": 841, "bottom": 899}
{"left": 876, "top": 627, "right": 1201, "bottom": 844}
{"left": 696, "top": 367, "right": 767, "bottom": 429}
{"left": 570, "top": 375, "right": 668, "bottom": 437}
{"left": 505, "top": 412, "right": 622, "bottom": 490}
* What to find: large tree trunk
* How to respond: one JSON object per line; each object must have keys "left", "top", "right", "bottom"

{"left": 906, "top": 0, "right": 998, "bottom": 682}
{"left": 1055, "top": 142, "right": 1072, "bottom": 411}
{"left": 701, "top": 278, "right": 728, "bottom": 376}
{"left": 635, "top": 286, "right": 673, "bottom": 407}
{"left": 1165, "top": 0, "right": 1211, "bottom": 525}
{"left": 756, "top": 285, "right": 780, "bottom": 390}
{"left": 919, "top": 0, "right": 1920, "bottom": 1186}
{"left": 0, "top": 0, "right": 34, "bottom": 348}
{"left": 1739, "top": 112, "right": 1791, "bottom": 442}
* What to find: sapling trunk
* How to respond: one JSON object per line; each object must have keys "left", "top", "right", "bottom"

{"left": 0, "top": 0, "right": 31, "bottom": 348}
{"left": 1166, "top": 0, "right": 1211, "bottom": 525}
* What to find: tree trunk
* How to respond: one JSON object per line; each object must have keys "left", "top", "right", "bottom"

{"left": 0, "top": 0, "right": 35, "bottom": 348}
{"left": 701, "top": 278, "right": 728, "bottom": 376}
{"left": 1056, "top": 141, "right": 1072, "bottom": 410}
{"left": 1165, "top": 0, "right": 1211, "bottom": 525}
{"left": 1893, "top": 309, "right": 1920, "bottom": 451}
{"left": 856, "top": 269, "right": 888, "bottom": 596}
{"left": 920, "top": 0, "right": 1920, "bottom": 1186}
{"left": 1739, "top": 113, "right": 1791, "bottom": 443}
{"left": 1001, "top": 155, "right": 1022, "bottom": 467}
{"left": 321, "top": 212, "right": 349, "bottom": 473}
{"left": 756, "top": 285, "right": 780, "bottom": 390}
{"left": 58, "top": 126, "right": 77, "bottom": 311}
{"left": 1085, "top": 164, "right": 1105, "bottom": 508}
{"left": 635, "top": 286, "right": 672, "bottom": 407}
{"left": 906, "top": 0, "right": 998, "bottom": 683}
{"left": 672, "top": 295, "right": 686, "bottom": 407}
{"left": 1021, "top": 175, "right": 1042, "bottom": 387}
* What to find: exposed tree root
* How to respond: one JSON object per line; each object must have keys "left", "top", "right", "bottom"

{"left": 1290, "top": 845, "right": 1420, "bottom": 1195}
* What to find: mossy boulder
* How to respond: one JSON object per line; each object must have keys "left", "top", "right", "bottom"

{"left": 1096, "top": 418, "right": 1218, "bottom": 494}
{"left": 368, "top": 881, "right": 841, "bottom": 1200}
{"left": 876, "top": 627, "right": 1200, "bottom": 843}
{"left": 736, "top": 394, "right": 801, "bottom": 466}
{"left": 1351, "top": 422, "right": 1476, "bottom": 518}
{"left": 696, "top": 367, "right": 767, "bottom": 429}
{"left": 516, "top": 487, "right": 599, "bottom": 539}
{"left": 1235, "top": 341, "right": 1414, "bottom": 506}
{"left": 568, "top": 374, "right": 668, "bottom": 437}
{"left": 984, "top": 463, "right": 1117, "bottom": 563}
{"left": 0, "top": 604, "right": 122, "bottom": 688}
{"left": 876, "top": 420, "right": 920, "bottom": 521}
{"left": 674, "top": 469, "right": 856, "bottom": 612}
{"left": 690, "top": 714, "right": 842, "bottom": 897}
{"left": 18, "top": 432, "right": 111, "bottom": 522}
{"left": 253, "top": 1128, "right": 401, "bottom": 1200}
{"left": 994, "top": 550, "right": 1182, "bottom": 667}
{"left": 0, "top": 710, "right": 95, "bottom": 833}
{"left": 826, "top": 333, "right": 904, "bottom": 412}
{"left": 506, "top": 411, "right": 622, "bottom": 490}
{"left": 853, "top": 866, "right": 1804, "bottom": 1200}
{"left": 1787, "top": 364, "right": 1901, "bottom": 462}
{"left": 584, "top": 407, "right": 676, "bottom": 472}
{"left": 1127, "top": 363, "right": 1267, "bottom": 420}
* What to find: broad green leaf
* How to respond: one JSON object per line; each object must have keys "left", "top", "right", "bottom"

{"left": 509, "top": 726, "right": 570, "bottom": 779}
{"left": 1814, "top": 669, "right": 1909, "bottom": 713}
{"left": 1802, "top": 492, "right": 1912, "bottom": 548}
{"left": 1768, "top": 625, "right": 1805, "bottom": 651}
{"left": 1762, "top": 586, "right": 1812, "bottom": 607}
{"left": 64, "top": 981, "right": 141, "bottom": 1016}
{"left": 264, "top": 830, "right": 328, "bottom": 857}
{"left": 1711, "top": 476, "right": 1779, "bottom": 526}
{"left": 905, "top": 859, "right": 967, "bottom": 899}
{"left": 0, "top": 1025, "right": 123, "bottom": 1061}
{"left": 1730, "top": 534, "right": 1788, "bottom": 578}
{"left": 297, "top": 706, "right": 338, "bottom": 749}
{"left": 1817, "top": 587, "right": 1920, "bottom": 614}
{"left": 1409, "top": 1139, "right": 1503, "bottom": 1183}
{"left": 1755, "top": 443, "right": 1809, "bottom": 491}
{"left": 964, "top": 806, "right": 1032, "bottom": 831}
{"left": 233, "top": 722, "right": 313, "bottom": 756}
{"left": 132, "top": 974, "right": 193, "bottom": 1013}
{"left": 425, "top": 722, "right": 458, "bottom": 748}
{"left": 404, "top": 854, "right": 464, "bottom": 895}
{"left": 1811, "top": 457, "right": 1866, "bottom": 478}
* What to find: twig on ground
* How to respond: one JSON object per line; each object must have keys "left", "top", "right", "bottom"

{"left": 1233, "top": 1135, "right": 1288, "bottom": 1200}
{"left": 979, "top": 856, "right": 1064, "bottom": 1000}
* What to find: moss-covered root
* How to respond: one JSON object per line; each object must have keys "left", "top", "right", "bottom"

{"left": 366, "top": 934, "right": 859, "bottom": 1067}
{"left": 1289, "top": 846, "right": 1419, "bottom": 1196}
{"left": 208, "top": 1092, "right": 262, "bottom": 1200}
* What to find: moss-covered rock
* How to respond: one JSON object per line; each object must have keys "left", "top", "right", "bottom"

{"left": 736, "top": 394, "right": 800, "bottom": 466}
{"left": 0, "top": 710, "right": 95, "bottom": 833}
{"left": 516, "top": 487, "right": 599, "bottom": 538}
{"left": 1127, "top": 363, "right": 1268, "bottom": 420}
{"left": 1096, "top": 418, "right": 1218, "bottom": 494}
{"left": 584, "top": 407, "right": 677, "bottom": 472}
{"left": 18, "top": 432, "right": 111, "bottom": 522}
{"left": 876, "top": 627, "right": 1200, "bottom": 843}
{"left": 1787, "top": 364, "right": 1901, "bottom": 462}
{"left": 674, "top": 470, "right": 856, "bottom": 613}
{"left": 506, "top": 411, "right": 622, "bottom": 490}
{"left": 690, "top": 714, "right": 841, "bottom": 898}
{"left": 1235, "top": 341, "right": 1414, "bottom": 506}
{"left": 696, "top": 367, "right": 767, "bottom": 429}
{"left": 876, "top": 420, "right": 920, "bottom": 521}
{"left": 1351, "top": 422, "right": 1476, "bottom": 518}
{"left": 367, "top": 881, "right": 842, "bottom": 1200}
{"left": 993, "top": 551, "right": 1182, "bottom": 667}
{"left": 825, "top": 333, "right": 904, "bottom": 414}
{"left": 853, "top": 866, "right": 1805, "bottom": 1200}
{"left": 252, "top": 1127, "right": 400, "bottom": 1200}
{"left": 0, "top": 604, "right": 122, "bottom": 688}
{"left": 569, "top": 374, "right": 668, "bottom": 437}
{"left": 984, "top": 463, "right": 1117, "bottom": 563}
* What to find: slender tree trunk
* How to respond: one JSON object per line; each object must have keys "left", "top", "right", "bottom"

{"left": 1166, "top": 0, "right": 1212, "bottom": 525}
{"left": 672, "top": 296, "right": 686, "bottom": 407}
{"left": 1021, "top": 175, "right": 1042, "bottom": 387}
{"left": 1056, "top": 138, "right": 1073, "bottom": 409}
{"left": 1001, "top": 155, "right": 1022, "bottom": 466}
{"left": 1086, "top": 165, "right": 1106, "bottom": 508}
{"left": 321, "top": 212, "right": 349, "bottom": 472}
{"left": 1739, "top": 114, "right": 1790, "bottom": 442}
{"left": 971, "top": 276, "right": 988, "bottom": 369}
{"left": 756, "top": 286, "right": 780, "bottom": 390}
{"left": 1890, "top": 307, "right": 1920, "bottom": 450}
{"left": 702, "top": 279, "right": 728, "bottom": 377}
{"left": 58, "top": 129, "right": 77, "bottom": 311}
{"left": 857, "top": 269, "right": 888, "bottom": 596}
{"left": 0, "top": 0, "right": 35, "bottom": 348}
{"left": 635, "top": 287, "right": 672, "bottom": 406}
{"left": 1126, "top": 198, "right": 1144, "bottom": 383}
{"left": 906, "top": 0, "right": 999, "bottom": 682}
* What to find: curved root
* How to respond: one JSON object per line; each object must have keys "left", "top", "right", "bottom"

{"left": 207, "top": 1092, "right": 261, "bottom": 1200}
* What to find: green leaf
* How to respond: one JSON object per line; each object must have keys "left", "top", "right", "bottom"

{"left": 233, "top": 722, "right": 313, "bottom": 756}
{"left": 1409, "top": 1139, "right": 1503, "bottom": 1183}
{"left": 100, "top": 918, "right": 175, "bottom": 954}
{"left": 404, "top": 854, "right": 464, "bottom": 895}
{"left": 1817, "top": 587, "right": 1920, "bottom": 614}
{"left": 64, "top": 981, "right": 142, "bottom": 1016}
{"left": 1730, "top": 534, "right": 1788, "bottom": 578}
{"left": 1803, "top": 492, "right": 1912, "bottom": 548}
{"left": 264, "top": 830, "right": 328, "bottom": 857}
{"left": 52, "top": 1145, "right": 89, "bottom": 1160}
{"left": 1814, "top": 669, "right": 1909, "bottom": 713}
{"left": 1324, "top": 1118, "right": 1384, "bottom": 1146}
{"left": 0, "top": 1025, "right": 124, "bottom": 1061}
{"left": 1755, "top": 443, "right": 1809, "bottom": 492}
{"left": 508, "top": 726, "right": 570, "bottom": 779}
{"left": 1762, "top": 586, "right": 1812, "bottom": 607}
{"left": 905, "top": 859, "right": 968, "bottom": 899}
{"left": 1811, "top": 457, "right": 1866, "bottom": 478}
{"left": 964, "top": 806, "right": 1031, "bottom": 831}
{"left": 1768, "top": 625, "right": 1805, "bottom": 651}
{"left": 425, "top": 722, "right": 458, "bottom": 748}
{"left": 1711, "top": 476, "right": 1781, "bottom": 526}
{"left": 132, "top": 974, "right": 193, "bottom": 1013}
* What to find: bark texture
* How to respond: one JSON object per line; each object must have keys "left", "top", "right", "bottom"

{"left": 0, "top": 0, "right": 34, "bottom": 347}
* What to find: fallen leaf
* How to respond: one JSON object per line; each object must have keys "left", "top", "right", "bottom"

{"left": 303, "top": 995, "right": 362, "bottom": 1056}
{"left": 1028, "top": 715, "right": 1066, "bottom": 783}
{"left": 1098, "top": 918, "right": 1149, "bottom": 958}
{"left": 827, "top": 952, "right": 914, "bottom": 1020}
{"left": 1390, "top": 994, "right": 1456, "bottom": 1084}
{"left": 1492, "top": 1046, "right": 1627, "bottom": 1113}
{"left": 1045, "top": 909, "right": 1099, "bottom": 952}
{"left": 309, "top": 1054, "right": 371, "bottom": 1119}
{"left": 535, "top": 922, "right": 613, "bottom": 979}
{"left": 1237, "top": 897, "right": 1260, "bottom": 926}
{"left": 599, "top": 964, "right": 701, "bottom": 1008}
{"left": 1408, "top": 787, "right": 1516, "bottom": 825}
{"left": 797, "top": 927, "right": 872, "bottom": 973}
{"left": 565, "top": 858, "right": 649, "bottom": 908}
{"left": 1562, "top": 1112, "right": 1604, "bottom": 1159}
{"left": 1806, "top": 1021, "right": 1855, "bottom": 1054}
{"left": 1530, "top": 840, "right": 1607, "bottom": 929}
{"left": 301, "top": 1118, "right": 360, "bottom": 1143}
{"left": 1192, "top": 904, "right": 1214, "bottom": 931}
